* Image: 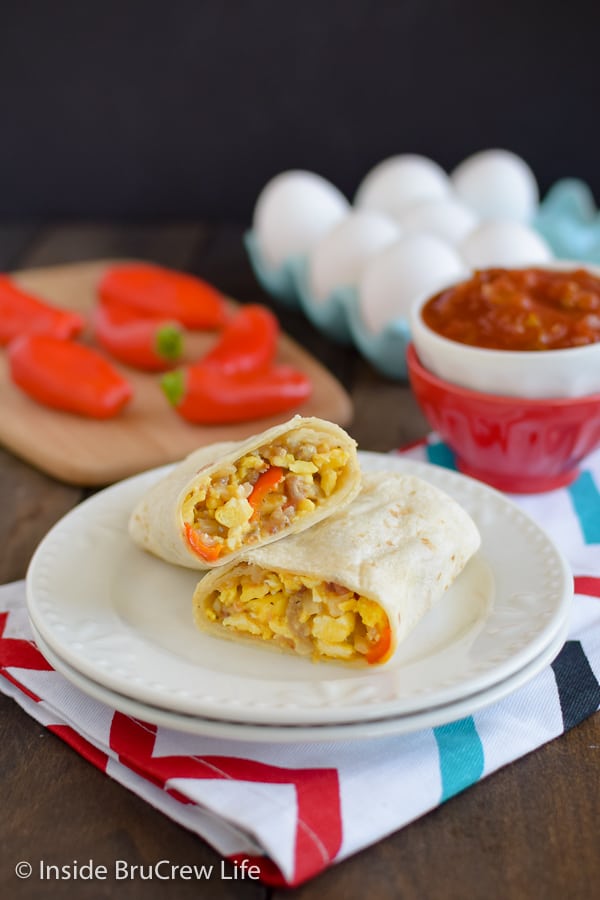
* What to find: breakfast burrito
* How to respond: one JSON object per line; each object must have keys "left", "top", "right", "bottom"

{"left": 192, "top": 472, "right": 481, "bottom": 666}
{"left": 128, "top": 416, "right": 360, "bottom": 569}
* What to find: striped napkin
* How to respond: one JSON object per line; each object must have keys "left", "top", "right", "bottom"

{"left": 1, "top": 441, "right": 599, "bottom": 887}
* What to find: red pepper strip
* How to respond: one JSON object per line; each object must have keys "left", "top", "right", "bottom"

{"left": 201, "top": 304, "right": 279, "bottom": 376}
{"left": 184, "top": 523, "right": 221, "bottom": 562}
{"left": 366, "top": 621, "right": 392, "bottom": 665}
{"left": 8, "top": 335, "right": 133, "bottom": 419}
{"left": 0, "top": 275, "right": 85, "bottom": 345}
{"left": 248, "top": 466, "right": 285, "bottom": 520}
{"left": 91, "top": 302, "right": 184, "bottom": 371}
{"left": 161, "top": 364, "right": 312, "bottom": 425}
{"left": 98, "top": 264, "right": 228, "bottom": 330}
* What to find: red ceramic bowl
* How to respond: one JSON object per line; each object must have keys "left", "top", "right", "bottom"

{"left": 406, "top": 344, "right": 600, "bottom": 492}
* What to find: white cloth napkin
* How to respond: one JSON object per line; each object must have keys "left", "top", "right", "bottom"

{"left": 1, "top": 440, "right": 599, "bottom": 887}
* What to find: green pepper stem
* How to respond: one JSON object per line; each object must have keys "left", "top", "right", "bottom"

{"left": 160, "top": 369, "right": 186, "bottom": 406}
{"left": 155, "top": 324, "right": 184, "bottom": 361}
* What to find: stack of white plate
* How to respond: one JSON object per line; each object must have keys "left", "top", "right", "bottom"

{"left": 26, "top": 454, "right": 573, "bottom": 744}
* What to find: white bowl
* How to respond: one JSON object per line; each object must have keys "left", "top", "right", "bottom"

{"left": 410, "top": 261, "right": 600, "bottom": 399}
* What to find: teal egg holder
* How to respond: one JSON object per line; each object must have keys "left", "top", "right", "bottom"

{"left": 244, "top": 230, "right": 412, "bottom": 379}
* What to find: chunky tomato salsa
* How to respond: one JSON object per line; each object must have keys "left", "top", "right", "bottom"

{"left": 422, "top": 268, "right": 600, "bottom": 351}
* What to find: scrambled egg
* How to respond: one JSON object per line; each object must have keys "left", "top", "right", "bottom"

{"left": 203, "top": 567, "right": 391, "bottom": 664}
{"left": 181, "top": 430, "right": 350, "bottom": 562}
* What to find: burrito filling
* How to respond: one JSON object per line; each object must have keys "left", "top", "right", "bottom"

{"left": 181, "top": 429, "right": 351, "bottom": 562}
{"left": 200, "top": 563, "right": 392, "bottom": 664}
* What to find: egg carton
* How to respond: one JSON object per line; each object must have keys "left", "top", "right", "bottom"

{"left": 245, "top": 230, "right": 411, "bottom": 380}
{"left": 533, "top": 178, "right": 600, "bottom": 264}
{"left": 246, "top": 178, "right": 600, "bottom": 381}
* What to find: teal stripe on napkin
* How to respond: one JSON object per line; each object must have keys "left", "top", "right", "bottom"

{"left": 434, "top": 718, "right": 484, "bottom": 801}
{"left": 568, "top": 471, "right": 600, "bottom": 544}
{"left": 426, "top": 442, "right": 457, "bottom": 470}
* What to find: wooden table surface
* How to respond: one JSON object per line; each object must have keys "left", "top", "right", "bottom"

{"left": 1, "top": 222, "right": 598, "bottom": 900}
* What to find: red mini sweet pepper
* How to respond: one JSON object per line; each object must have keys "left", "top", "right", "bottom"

{"left": 98, "top": 264, "right": 228, "bottom": 330}
{"left": 201, "top": 304, "right": 279, "bottom": 376}
{"left": 248, "top": 465, "right": 285, "bottom": 519}
{"left": 366, "top": 622, "right": 392, "bottom": 665}
{"left": 91, "top": 301, "right": 184, "bottom": 371}
{"left": 161, "top": 364, "right": 312, "bottom": 425}
{"left": 8, "top": 334, "right": 133, "bottom": 419}
{"left": 0, "top": 275, "right": 85, "bottom": 345}
{"left": 184, "top": 523, "right": 221, "bottom": 562}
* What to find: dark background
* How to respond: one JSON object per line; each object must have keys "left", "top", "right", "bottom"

{"left": 1, "top": 0, "right": 598, "bottom": 221}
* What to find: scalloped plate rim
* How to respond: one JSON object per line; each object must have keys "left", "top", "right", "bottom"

{"left": 25, "top": 452, "right": 573, "bottom": 726}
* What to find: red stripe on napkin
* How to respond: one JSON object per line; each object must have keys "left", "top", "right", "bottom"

{"left": 48, "top": 724, "right": 110, "bottom": 771}
{"left": 110, "top": 712, "right": 157, "bottom": 757}
{"left": 109, "top": 712, "right": 342, "bottom": 885}
{"left": 0, "top": 612, "right": 53, "bottom": 670}
{"left": 574, "top": 577, "right": 600, "bottom": 598}
{"left": 0, "top": 669, "right": 42, "bottom": 702}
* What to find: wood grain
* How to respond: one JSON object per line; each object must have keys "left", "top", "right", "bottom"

{"left": 0, "top": 448, "right": 82, "bottom": 583}
{"left": 1, "top": 259, "right": 352, "bottom": 485}
{"left": 0, "top": 223, "right": 41, "bottom": 270}
{"left": 349, "top": 357, "right": 429, "bottom": 451}
{"left": 16, "top": 221, "right": 210, "bottom": 270}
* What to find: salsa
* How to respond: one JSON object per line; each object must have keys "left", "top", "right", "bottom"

{"left": 422, "top": 267, "right": 600, "bottom": 351}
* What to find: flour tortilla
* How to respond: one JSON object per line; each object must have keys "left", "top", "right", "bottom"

{"left": 192, "top": 472, "right": 481, "bottom": 664}
{"left": 128, "top": 416, "right": 360, "bottom": 569}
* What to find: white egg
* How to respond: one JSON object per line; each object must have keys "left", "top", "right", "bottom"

{"left": 358, "top": 234, "right": 468, "bottom": 335}
{"left": 307, "top": 210, "right": 400, "bottom": 301}
{"left": 459, "top": 220, "right": 553, "bottom": 268}
{"left": 253, "top": 170, "right": 350, "bottom": 268}
{"left": 354, "top": 154, "right": 451, "bottom": 221}
{"left": 396, "top": 197, "right": 478, "bottom": 245}
{"left": 451, "top": 149, "right": 539, "bottom": 222}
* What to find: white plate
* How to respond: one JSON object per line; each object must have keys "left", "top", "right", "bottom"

{"left": 26, "top": 453, "right": 573, "bottom": 727}
{"left": 30, "top": 619, "right": 569, "bottom": 743}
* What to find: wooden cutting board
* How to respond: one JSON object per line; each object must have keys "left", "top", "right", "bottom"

{"left": 0, "top": 260, "right": 353, "bottom": 486}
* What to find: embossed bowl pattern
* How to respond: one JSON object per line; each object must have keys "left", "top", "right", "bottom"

{"left": 407, "top": 344, "right": 600, "bottom": 493}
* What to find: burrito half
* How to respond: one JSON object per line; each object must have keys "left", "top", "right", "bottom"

{"left": 129, "top": 416, "right": 360, "bottom": 569}
{"left": 192, "top": 473, "right": 481, "bottom": 665}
